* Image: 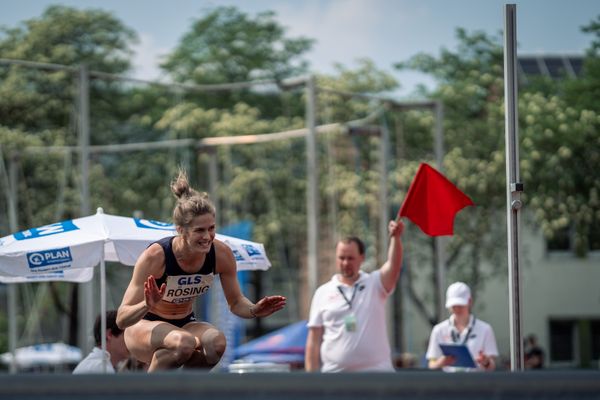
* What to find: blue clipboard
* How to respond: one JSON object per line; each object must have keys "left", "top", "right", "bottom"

{"left": 439, "top": 343, "right": 477, "bottom": 368}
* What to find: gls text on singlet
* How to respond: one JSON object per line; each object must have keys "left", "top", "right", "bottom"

{"left": 154, "top": 236, "right": 216, "bottom": 305}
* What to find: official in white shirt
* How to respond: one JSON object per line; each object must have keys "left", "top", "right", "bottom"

{"left": 426, "top": 282, "right": 499, "bottom": 371}
{"left": 73, "top": 310, "right": 130, "bottom": 374}
{"left": 305, "top": 220, "right": 404, "bottom": 372}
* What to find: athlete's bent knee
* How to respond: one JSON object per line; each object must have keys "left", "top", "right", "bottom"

{"left": 211, "top": 331, "right": 227, "bottom": 359}
{"left": 170, "top": 331, "right": 197, "bottom": 364}
{"left": 203, "top": 330, "right": 227, "bottom": 365}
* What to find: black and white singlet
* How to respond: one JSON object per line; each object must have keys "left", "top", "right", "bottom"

{"left": 153, "top": 236, "right": 216, "bottom": 305}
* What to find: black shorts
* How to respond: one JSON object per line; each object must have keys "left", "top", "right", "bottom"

{"left": 142, "top": 312, "right": 197, "bottom": 328}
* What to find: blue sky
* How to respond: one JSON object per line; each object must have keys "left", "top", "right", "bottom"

{"left": 2, "top": 0, "right": 599, "bottom": 98}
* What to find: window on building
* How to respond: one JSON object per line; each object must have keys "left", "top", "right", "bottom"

{"left": 546, "top": 225, "right": 600, "bottom": 253}
{"left": 591, "top": 320, "right": 600, "bottom": 361}
{"left": 549, "top": 318, "right": 600, "bottom": 366}
{"left": 549, "top": 320, "right": 575, "bottom": 362}
{"left": 589, "top": 225, "right": 600, "bottom": 252}
{"left": 546, "top": 227, "right": 570, "bottom": 252}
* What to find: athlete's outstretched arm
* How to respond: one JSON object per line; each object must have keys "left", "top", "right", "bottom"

{"left": 216, "top": 240, "right": 286, "bottom": 318}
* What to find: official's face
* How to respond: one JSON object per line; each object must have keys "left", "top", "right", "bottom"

{"left": 450, "top": 304, "right": 470, "bottom": 318}
{"left": 335, "top": 241, "right": 364, "bottom": 283}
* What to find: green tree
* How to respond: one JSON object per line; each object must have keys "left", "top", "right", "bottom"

{"left": 161, "top": 6, "right": 314, "bottom": 85}
{"left": 395, "top": 26, "right": 600, "bottom": 324}
{"left": 0, "top": 5, "right": 139, "bottom": 347}
{"left": 317, "top": 58, "right": 399, "bottom": 242}
{"left": 0, "top": 5, "right": 137, "bottom": 131}
{"left": 0, "top": 5, "right": 140, "bottom": 225}
{"left": 146, "top": 7, "right": 315, "bottom": 317}
{"left": 394, "top": 29, "right": 507, "bottom": 323}
{"left": 563, "top": 16, "right": 600, "bottom": 111}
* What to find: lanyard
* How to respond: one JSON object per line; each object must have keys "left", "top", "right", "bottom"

{"left": 337, "top": 284, "right": 359, "bottom": 310}
{"left": 451, "top": 317, "right": 477, "bottom": 344}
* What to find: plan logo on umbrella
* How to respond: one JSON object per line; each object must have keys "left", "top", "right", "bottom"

{"left": 27, "top": 247, "right": 73, "bottom": 271}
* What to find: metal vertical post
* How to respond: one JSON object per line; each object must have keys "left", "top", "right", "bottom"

{"left": 6, "top": 285, "right": 17, "bottom": 373}
{"left": 305, "top": 75, "right": 319, "bottom": 300}
{"left": 433, "top": 101, "right": 446, "bottom": 321}
{"left": 78, "top": 64, "right": 90, "bottom": 233}
{"left": 208, "top": 148, "right": 219, "bottom": 225}
{"left": 504, "top": 4, "right": 524, "bottom": 371}
{"left": 78, "top": 64, "right": 94, "bottom": 354}
{"left": 379, "top": 115, "right": 391, "bottom": 269}
{"left": 379, "top": 114, "right": 393, "bottom": 342}
{"left": 6, "top": 152, "right": 19, "bottom": 373}
{"left": 206, "top": 148, "right": 220, "bottom": 325}
{"left": 95, "top": 208, "right": 108, "bottom": 373}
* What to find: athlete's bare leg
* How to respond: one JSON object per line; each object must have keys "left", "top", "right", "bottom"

{"left": 124, "top": 320, "right": 226, "bottom": 371}
{"left": 181, "top": 323, "right": 226, "bottom": 369}
{"left": 124, "top": 320, "right": 196, "bottom": 371}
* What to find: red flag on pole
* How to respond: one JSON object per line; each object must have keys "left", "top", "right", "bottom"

{"left": 398, "top": 163, "right": 474, "bottom": 236}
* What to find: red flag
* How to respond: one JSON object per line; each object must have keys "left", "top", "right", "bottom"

{"left": 398, "top": 163, "right": 474, "bottom": 236}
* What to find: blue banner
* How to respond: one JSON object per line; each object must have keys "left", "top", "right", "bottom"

{"left": 14, "top": 221, "right": 78, "bottom": 240}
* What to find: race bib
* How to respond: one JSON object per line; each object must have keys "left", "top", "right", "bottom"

{"left": 162, "top": 273, "right": 213, "bottom": 304}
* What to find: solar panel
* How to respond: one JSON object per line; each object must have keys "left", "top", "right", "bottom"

{"left": 517, "top": 55, "right": 584, "bottom": 80}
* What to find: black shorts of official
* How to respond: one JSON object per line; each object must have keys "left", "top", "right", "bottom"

{"left": 142, "top": 312, "right": 197, "bottom": 328}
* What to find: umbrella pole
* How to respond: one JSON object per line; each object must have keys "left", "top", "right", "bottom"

{"left": 5, "top": 151, "right": 18, "bottom": 373}
{"left": 7, "top": 285, "right": 17, "bottom": 373}
{"left": 100, "top": 254, "right": 107, "bottom": 373}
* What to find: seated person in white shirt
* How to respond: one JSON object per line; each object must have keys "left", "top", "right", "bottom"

{"left": 426, "top": 282, "right": 498, "bottom": 371}
{"left": 73, "top": 310, "right": 130, "bottom": 373}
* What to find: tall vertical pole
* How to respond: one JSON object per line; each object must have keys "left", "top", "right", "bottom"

{"left": 208, "top": 148, "right": 219, "bottom": 225}
{"left": 96, "top": 208, "right": 107, "bottom": 373}
{"left": 379, "top": 114, "right": 393, "bottom": 342}
{"left": 379, "top": 115, "right": 391, "bottom": 266}
{"left": 5, "top": 151, "right": 19, "bottom": 373}
{"left": 78, "top": 64, "right": 94, "bottom": 354}
{"left": 78, "top": 64, "right": 90, "bottom": 239}
{"left": 504, "top": 4, "right": 524, "bottom": 371}
{"left": 305, "top": 75, "right": 319, "bottom": 302}
{"left": 206, "top": 148, "right": 221, "bottom": 328}
{"left": 433, "top": 101, "right": 446, "bottom": 321}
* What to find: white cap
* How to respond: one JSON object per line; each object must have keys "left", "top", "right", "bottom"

{"left": 445, "top": 282, "right": 471, "bottom": 308}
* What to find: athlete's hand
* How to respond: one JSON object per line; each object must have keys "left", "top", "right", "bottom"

{"left": 144, "top": 275, "right": 166, "bottom": 308}
{"left": 251, "top": 295, "right": 287, "bottom": 318}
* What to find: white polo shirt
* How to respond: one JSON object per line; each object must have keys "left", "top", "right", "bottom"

{"left": 426, "top": 314, "right": 499, "bottom": 372}
{"left": 307, "top": 270, "right": 394, "bottom": 372}
{"left": 72, "top": 347, "right": 115, "bottom": 374}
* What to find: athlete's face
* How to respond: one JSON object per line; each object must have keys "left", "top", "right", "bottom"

{"left": 335, "top": 241, "right": 364, "bottom": 284}
{"left": 179, "top": 213, "right": 216, "bottom": 253}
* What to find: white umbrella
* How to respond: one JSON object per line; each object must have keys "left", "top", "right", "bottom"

{"left": 0, "top": 342, "right": 81, "bottom": 370}
{"left": 0, "top": 208, "right": 272, "bottom": 372}
{"left": 0, "top": 208, "right": 271, "bottom": 276}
